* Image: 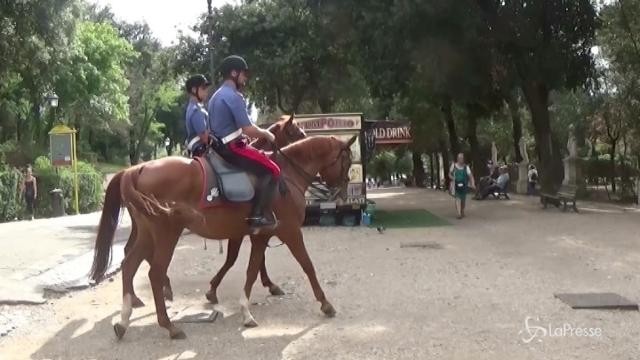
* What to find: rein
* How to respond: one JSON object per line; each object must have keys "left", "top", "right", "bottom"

{"left": 273, "top": 145, "right": 346, "bottom": 200}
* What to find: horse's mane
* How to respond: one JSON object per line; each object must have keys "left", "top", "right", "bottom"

{"left": 281, "top": 136, "right": 337, "bottom": 163}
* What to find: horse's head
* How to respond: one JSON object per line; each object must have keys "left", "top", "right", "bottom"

{"left": 319, "top": 135, "right": 358, "bottom": 199}
{"left": 255, "top": 114, "right": 306, "bottom": 151}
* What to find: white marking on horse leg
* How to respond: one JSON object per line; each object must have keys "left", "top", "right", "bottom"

{"left": 119, "top": 293, "right": 133, "bottom": 328}
{"left": 240, "top": 294, "right": 256, "bottom": 326}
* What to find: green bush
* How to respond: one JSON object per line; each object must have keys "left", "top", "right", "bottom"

{"left": 584, "top": 157, "right": 639, "bottom": 181}
{"left": 0, "top": 166, "right": 24, "bottom": 221}
{"left": 32, "top": 156, "right": 104, "bottom": 216}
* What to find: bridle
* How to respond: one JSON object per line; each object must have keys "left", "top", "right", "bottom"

{"left": 274, "top": 143, "right": 351, "bottom": 200}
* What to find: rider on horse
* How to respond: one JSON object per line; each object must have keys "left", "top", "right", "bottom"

{"left": 208, "top": 55, "right": 280, "bottom": 229}
{"left": 184, "top": 74, "right": 212, "bottom": 157}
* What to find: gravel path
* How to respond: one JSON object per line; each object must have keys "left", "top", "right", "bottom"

{"left": 1, "top": 188, "right": 639, "bottom": 359}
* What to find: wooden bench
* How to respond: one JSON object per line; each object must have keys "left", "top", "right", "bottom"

{"left": 540, "top": 184, "right": 578, "bottom": 213}
{"left": 491, "top": 185, "right": 510, "bottom": 200}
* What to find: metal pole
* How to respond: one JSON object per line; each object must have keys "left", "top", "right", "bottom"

{"left": 72, "top": 129, "right": 79, "bottom": 214}
{"left": 207, "top": 0, "right": 215, "bottom": 81}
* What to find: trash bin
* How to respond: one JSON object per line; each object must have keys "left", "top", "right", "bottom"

{"left": 50, "top": 188, "right": 65, "bottom": 217}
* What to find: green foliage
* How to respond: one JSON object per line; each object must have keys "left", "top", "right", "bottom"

{"left": 204, "top": 0, "right": 364, "bottom": 114}
{"left": 32, "top": 157, "right": 104, "bottom": 217}
{"left": 368, "top": 151, "right": 397, "bottom": 181}
{"left": 55, "top": 21, "right": 135, "bottom": 129}
{"left": 0, "top": 167, "right": 23, "bottom": 222}
{"left": 396, "top": 152, "right": 414, "bottom": 176}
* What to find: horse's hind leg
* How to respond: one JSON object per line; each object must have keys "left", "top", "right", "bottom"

{"left": 148, "top": 224, "right": 184, "bottom": 339}
{"left": 283, "top": 228, "right": 335, "bottom": 317}
{"left": 206, "top": 237, "right": 243, "bottom": 304}
{"left": 114, "top": 228, "right": 150, "bottom": 340}
{"left": 240, "top": 235, "right": 269, "bottom": 327}
{"left": 123, "top": 219, "right": 146, "bottom": 308}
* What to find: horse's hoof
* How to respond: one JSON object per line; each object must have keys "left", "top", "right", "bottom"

{"left": 244, "top": 319, "right": 259, "bottom": 328}
{"left": 113, "top": 323, "right": 127, "bottom": 340}
{"left": 205, "top": 290, "right": 218, "bottom": 304}
{"left": 269, "top": 284, "right": 285, "bottom": 296}
{"left": 163, "top": 286, "right": 174, "bottom": 302}
{"left": 131, "top": 296, "right": 145, "bottom": 308}
{"left": 170, "top": 328, "right": 187, "bottom": 340}
{"left": 321, "top": 302, "right": 336, "bottom": 318}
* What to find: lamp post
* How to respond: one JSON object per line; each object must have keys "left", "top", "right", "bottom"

{"left": 45, "top": 93, "right": 59, "bottom": 124}
{"left": 206, "top": 0, "right": 216, "bottom": 81}
{"left": 45, "top": 93, "right": 59, "bottom": 108}
{"left": 165, "top": 137, "right": 171, "bottom": 156}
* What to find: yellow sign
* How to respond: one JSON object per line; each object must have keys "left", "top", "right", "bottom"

{"left": 48, "top": 124, "right": 80, "bottom": 215}
{"left": 295, "top": 114, "right": 362, "bottom": 131}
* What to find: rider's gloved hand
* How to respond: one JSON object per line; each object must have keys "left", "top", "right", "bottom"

{"left": 261, "top": 129, "right": 276, "bottom": 144}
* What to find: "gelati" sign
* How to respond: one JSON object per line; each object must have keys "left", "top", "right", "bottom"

{"left": 295, "top": 115, "right": 361, "bottom": 131}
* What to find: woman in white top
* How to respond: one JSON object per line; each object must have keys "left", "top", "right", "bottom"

{"left": 449, "top": 153, "right": 476, "bottom": 219}
{"left": 527, "top": 164, "right": 538, "bottom": 195}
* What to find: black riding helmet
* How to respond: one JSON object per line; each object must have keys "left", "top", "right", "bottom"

{"left": 185, "top": 74, "right": 211, "bottom": 93}
{"left": 219, "top": 55, "right": 249, "bottom": 77}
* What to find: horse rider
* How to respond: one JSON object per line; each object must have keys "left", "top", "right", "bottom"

{"left": 208, "top": 55, "right": 280, "bottom": 229}
{"left": 184, "top": 74, "right": 212, "bottom": 157}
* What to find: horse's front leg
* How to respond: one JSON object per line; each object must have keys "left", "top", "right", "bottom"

{"left": 258, "top": 238, "right": 285, "bottom": 296}
{"left": 281, "top": 227, "right": 335, "bottom": 317}
{"left": 240, "top": 235, "right": 269, "bottom": 327}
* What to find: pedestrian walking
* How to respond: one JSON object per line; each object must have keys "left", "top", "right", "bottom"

{"left": 21, "top": 166, "right": 37, "bottom": 220}
{"left": 527, "top": 164, "right": 538, "bottom": 195}
{"left": 449, "top": 153, "right": 476, "bottom": 219}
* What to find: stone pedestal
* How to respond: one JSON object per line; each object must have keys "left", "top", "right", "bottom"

{"left": 563, "top": 157, "right": 578, "bottom": 186}
{"left": 516, "top": 162, "right": 528, "bottom": 194}
{"left": 563, "top": 157, "right": 586, "bottom": 196}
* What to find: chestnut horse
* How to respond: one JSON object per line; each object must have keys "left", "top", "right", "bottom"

{"left": 90, "top": 135, "right": 356, "bottom": 339}
{"left": 123, "top": 115, "right": 307, "bottom": 307}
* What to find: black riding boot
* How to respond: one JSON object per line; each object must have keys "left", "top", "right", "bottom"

{"left": 248, "top": 176, "right": 278, "bottom": 228}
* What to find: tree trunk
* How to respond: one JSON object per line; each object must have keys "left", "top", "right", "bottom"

{"left": 439, "top": 137, "right": 451, "bottom": 190}
{"left": 435, "top": 152, "right": 441, "bottom": 190}
{"left": 412, "top": 151, "right": 425, "bottom": 187}
{"left": 610, "top": 141, "right": 617, "bottom": 194}
{"left": 466, "top": 112, "right": 482, "bottom": 183}
{"left": 506, "top": 93, "right": 523, "bottom": 163}
{"left": 521, "top": 81, "right": 556, "bottom": 193}
{"left": 442, "top": 97, "right": 459, "bottom": 159}
{"left": 429, "top": 152, "right": 435, "bottom": 189}
{"left": 128, "top": 127, "right": 138, "bottom": 165}
{"left": 318, "top": 95, "right": 334, "bottom": 114}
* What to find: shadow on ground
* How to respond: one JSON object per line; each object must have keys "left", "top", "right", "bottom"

{"left": 28, "top": 309, "right": 321, "bottom": 360}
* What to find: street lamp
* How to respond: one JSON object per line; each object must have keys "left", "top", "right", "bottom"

{"left": 165, "top": 137, "right": 172, "bottom": 156}
{"left": 45, "top": 93, "right": 59, "bottom": 108}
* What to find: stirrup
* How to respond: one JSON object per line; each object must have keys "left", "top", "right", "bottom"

{"left": 247, "top": 212, "right": 278, "bottom": 230}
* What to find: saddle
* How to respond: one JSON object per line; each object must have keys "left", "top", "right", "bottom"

{"left": 195, "top": 150, "right": 254, "bottom": 207}
{"left": 194, "top": 149, "right": 286, "bottom": 208}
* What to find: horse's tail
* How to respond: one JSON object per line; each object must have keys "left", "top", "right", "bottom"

{"left": 90, "top": 171, "right": 124, "bottom": 282}
{"left": 121, "top": 164, "right": 204, "bottom": 224}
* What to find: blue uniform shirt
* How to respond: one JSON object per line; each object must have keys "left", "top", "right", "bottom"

{"left": 207, "top": 83, "right": 252, "bottom": 140}
{"left": 185, "top": 100, "right": 209, "bottom": 148}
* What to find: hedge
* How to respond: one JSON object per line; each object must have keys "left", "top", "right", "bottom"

{"left": 0, "top": 157, "right": 104, "bottom": 222}
{"left": 0, "top": 167, "right": 23, "bottom": 221}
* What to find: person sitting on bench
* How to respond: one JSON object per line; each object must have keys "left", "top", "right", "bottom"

{"left": 480, "top": 166, "right": 510, "bottom": 199}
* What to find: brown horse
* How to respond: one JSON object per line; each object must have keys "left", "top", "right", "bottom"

{"left": 90, "top": 135, "right": 356, "bottom": 340}
{"left": 123, "top": 115, "right": 307, "bottom": 307}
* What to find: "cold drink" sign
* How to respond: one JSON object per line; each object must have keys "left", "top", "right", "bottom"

{"left": 367, "top": 120, "right": 412, "bottom": 144}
